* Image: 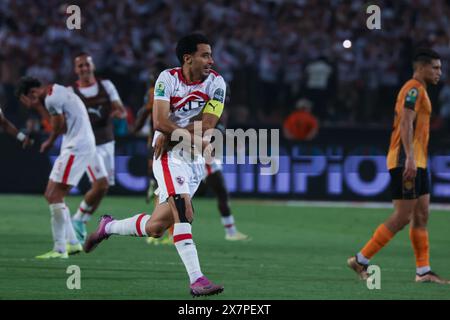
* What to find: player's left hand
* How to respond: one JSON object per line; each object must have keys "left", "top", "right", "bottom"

{"left": 40, "top": 139, "right": 53, "bottom": 153}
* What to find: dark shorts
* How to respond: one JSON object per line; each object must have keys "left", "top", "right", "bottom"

{"left": 389, "top": 167, "right": 430, "bottom": 200}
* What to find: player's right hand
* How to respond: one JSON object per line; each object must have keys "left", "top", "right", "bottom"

{"left": 403, "top": 157, "right": 417, "bottom": 180}
{"left": 154, "top": 134, "right": 168, "bottom": 160}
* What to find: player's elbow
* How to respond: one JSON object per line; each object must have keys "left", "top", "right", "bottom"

{"left": 153, "top": 119, "right": 163, "bottom": 132}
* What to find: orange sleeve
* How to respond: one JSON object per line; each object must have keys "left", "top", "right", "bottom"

{"left": 41, "top": 119, "right": 52, "bottom": 133}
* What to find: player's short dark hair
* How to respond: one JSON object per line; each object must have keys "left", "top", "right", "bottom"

{"left": 15, "top": 76, "right": 42, "bottom": 97}
{"left": 413, "top": 48, "right": 440, "bottom": 65}
{"left": 73, "top": 51, "right": 91, "bottom": 62}
{"left": 175, "top": 33, "right": 210, "bottom": 65}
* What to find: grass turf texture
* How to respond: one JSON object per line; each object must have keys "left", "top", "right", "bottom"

{"left": 1, "top": 195, "right": 449, "bottom": 300}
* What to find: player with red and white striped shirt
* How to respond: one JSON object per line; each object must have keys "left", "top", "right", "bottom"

{"left": 16, "top": 76, "right": 102, "bottom": 259}
{"left": 84, "top": 34, "right": 225, "bottom": 297}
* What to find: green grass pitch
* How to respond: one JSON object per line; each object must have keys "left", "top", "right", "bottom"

{"left": 1, "top": 194, "right": 450, "bottom": 300}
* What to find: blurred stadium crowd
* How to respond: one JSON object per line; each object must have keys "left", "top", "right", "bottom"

{"left": 1, "top": 0, "right": 450, "bottom": 132}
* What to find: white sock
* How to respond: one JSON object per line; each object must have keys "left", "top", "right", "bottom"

{"left": 105, "top": 213, "right": 150, "bottom": 236}
{"left": 417, "top": 266, "right": 431, "bottom": 275}
{"left": 173, "top": 223, "right": 203, "bottom": 284}
{"left": 63, "top": 205, "right": 79, "bottom": 245}
{"left": 221, "top": 215, "right": 237, "bottom": 236}
{"left": 73, "top": 200, "right": 93, "bottom": 222}
{"left": 356, "top": 252, "right": 370, "bottom": 265}
{"left": 49, "top": 203, "right": 67, "bottom": 253}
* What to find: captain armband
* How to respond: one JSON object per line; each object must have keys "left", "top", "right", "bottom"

{"left": 203, "top": 100, "right": 224, "bottom": 118}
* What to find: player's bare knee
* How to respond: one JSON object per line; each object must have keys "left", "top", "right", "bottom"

{"left": 147, "top": 224, "right": 165, "bottom": 238}
{"left": 44, "top": 191, "right": 62, "bottom": 204}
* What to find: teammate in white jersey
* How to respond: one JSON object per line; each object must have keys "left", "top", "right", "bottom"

{"left": 16, "top": 76, "right": 99, "bottom": 259}
{"left": 84, "top": 34, "right": 225, "bottom": 297}
{"left": 0, "top": 105, "right": 33, "bottom": 148}
{"left": 68, "top": 52, "right": 127, "bottom": 244}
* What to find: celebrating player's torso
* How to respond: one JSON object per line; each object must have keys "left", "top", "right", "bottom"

{"left": 152, "top": 67, "right": 226, "bottom": 146}
{"left": 45, "top": 84, "right": 96, "bottom": 154}
{"left": 387, "top": 79, "right": 432, "bottom": 169}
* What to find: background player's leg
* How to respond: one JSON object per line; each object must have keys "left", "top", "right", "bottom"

{"left": 410, "top": 194, "right": 449, "bottom": 283}
{"left": 38, "top": 180, "right": 73, "bottom": 258}
{"left": 74, "top": 177, "right": 109, "bottom": 222}
{"left": 355, "top": 199, "right": 416, "bottom": 265}
{"left": 72, "top": 177, "right": 109, "bottom": 244}
{"left": 206, "top": 171, "right": 249, "bottom": 240}
{"left": 410, "top": 194, "right": 431, "bottom": 275}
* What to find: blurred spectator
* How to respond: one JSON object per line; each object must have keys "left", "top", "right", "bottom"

{"left": 439, "top": 78, "right": 450, "bottom": 128}
{"left": 283, "top": 98, "right": 319, "bottom": 141}
{"left": 303, "top": 56, "right": 334, "bottom": 119}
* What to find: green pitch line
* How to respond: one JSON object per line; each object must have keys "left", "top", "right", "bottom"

{"left": 0, "top": 195, "right": 449, "bottom": 300}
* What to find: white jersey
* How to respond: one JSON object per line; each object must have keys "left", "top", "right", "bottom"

{"left": 67, "top": 79, "right": 121, "bottom": 102}
{"left": 45, "top": 84, "right": 96, "bottom": 154}
{"left": 152, "top": 67, "right": 226, "bottom": 146}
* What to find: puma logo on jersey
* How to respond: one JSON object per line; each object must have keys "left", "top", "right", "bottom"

{"left": 87, "top": 106, "right": 102, "bottom": 118}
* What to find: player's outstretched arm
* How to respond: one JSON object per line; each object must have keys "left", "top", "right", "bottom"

{"left": 0, "top": 111, "right": 32, "bottom": 148}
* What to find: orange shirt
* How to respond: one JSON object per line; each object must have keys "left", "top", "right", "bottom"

{"left": 283, "top": 110, "right": 318, "bottom": 141}
{"left": 386, "top": 79, "right": 432, "bottom": 169}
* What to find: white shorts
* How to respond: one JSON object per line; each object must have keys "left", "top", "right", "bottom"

{"left": 87, "top": 141, "right": 115, "bottom": 185}
{"left": 153, "top": 151, "right": 206, "bottom": 204}
{"left": 50, "top": 151, "right": 97, "bottom": 186}
{"left": 204, "top": 158, "right": 223, "bottom": 179}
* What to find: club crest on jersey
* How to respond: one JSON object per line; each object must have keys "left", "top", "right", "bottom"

{"left": 406, "top": 88, "right": 418, "bottom": 103}
{"left": 155, "top": 82, "right": 165, "bottom": 96}
{"left": 213, "top": 88, "right": 225, "bottom": 103}
{"left": 176, "top": 176, "right": 185, "bottom": 186}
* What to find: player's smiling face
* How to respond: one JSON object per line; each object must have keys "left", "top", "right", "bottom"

{"left": 190, "top": 44, "right": 214, "bottom": 79}
{"left": 74, "top": 55, "right": 95, "bottom": 80}
{"left": 424, "top": 59, "right": 442, "bottom": 85}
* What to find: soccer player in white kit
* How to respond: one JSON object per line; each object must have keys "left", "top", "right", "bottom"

{"left": 69, "top": 53, "right": 127, "bottom": 244}
{"left": 16, "top": 76, "right": 99, "bottom": 259}
{"left": 84, "top": 34, "right": 225, "bottom": 296}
